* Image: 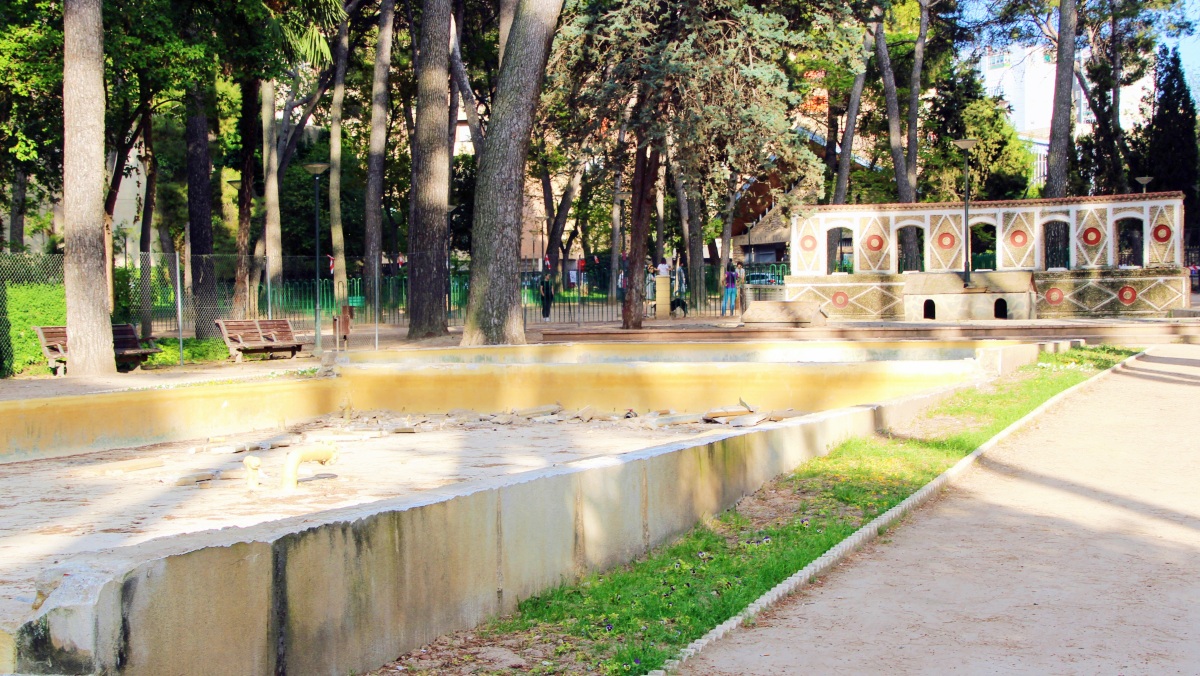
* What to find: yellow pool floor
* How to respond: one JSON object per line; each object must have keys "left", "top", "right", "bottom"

{"left": 0, "top": 408, "right": 727, "bottom": 625}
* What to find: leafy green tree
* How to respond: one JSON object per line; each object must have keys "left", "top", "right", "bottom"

{"left": 918, "top": 58, "right": 1032, "bottom": 202}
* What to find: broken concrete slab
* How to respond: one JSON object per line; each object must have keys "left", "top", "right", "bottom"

{"left": 728, "top": 412, "right": 769, "bottom": 427}
{"left": 704, "top": 406, "right": 751, "bottom": 420}
{"left": 515, "top": 404, "right": 563, "bottom": 418}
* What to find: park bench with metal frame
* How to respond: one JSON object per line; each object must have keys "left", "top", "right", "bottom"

{"left": 34, "top": 323, "right": 163, "bottom": 376}
{"left": 215, "top": 318, "right": 303, "bottom": 362}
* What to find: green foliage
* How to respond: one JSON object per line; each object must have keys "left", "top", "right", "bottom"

{"left": 479, "top": 346, "right": 1135, "bottom": 674}
{"left": 143, "top": 337, "right": 228, "bottom": 367}
{"left": 919, "top": 58, "right": 1032, "bottom": 202}
{"left": 1130, "top": 46, "right": 1199, "bottom": 239}
{"left": 0, "top": 282, "right": 66, "bottom": 376}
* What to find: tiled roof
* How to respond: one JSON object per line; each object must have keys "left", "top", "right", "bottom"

{"left": 805, "top": 191, "right": 1184, "bottom": 213}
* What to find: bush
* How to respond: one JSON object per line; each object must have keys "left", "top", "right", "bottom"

{"left": 1, "top": 283, "right": 67, "bottom": 377}
{"left": 143, "top": 337, "right": 229, "bottom": 367}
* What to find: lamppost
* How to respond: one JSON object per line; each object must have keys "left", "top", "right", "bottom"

{"left": 951, "top": 139, "right": 979, "bottom": 287}
{"left": 1135, "top": 176, "right": 1153, "bottom": 193}
{"left": 303, "top": 162, "right": 330, "bottom": 352}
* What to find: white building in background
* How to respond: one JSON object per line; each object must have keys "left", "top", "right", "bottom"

{"left": 977, "top": 44, "right": 1153, "bottom": 184}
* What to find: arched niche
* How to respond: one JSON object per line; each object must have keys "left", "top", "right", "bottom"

{"left": 826, "top": 227, "right": 854, "bottom": 274}
{"left": 896, "top": 225, "right": 925, "bottom": 272}
{"left": 971, "top": 221, "right": 998, "bottom": 271}
{"left": 1043, "top": 220, "right": 1070, "bottom": 270}
{"left": 1115, "top": 217, "right": 1144, "bottom": 267}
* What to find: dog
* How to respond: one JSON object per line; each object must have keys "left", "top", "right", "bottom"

{"left": 669, "top": 297, "right": 689, "bottom": 317}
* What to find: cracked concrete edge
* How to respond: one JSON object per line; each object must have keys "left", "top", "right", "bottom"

{"left": 651, "top": 348, "right": 1146, "bottom": 676}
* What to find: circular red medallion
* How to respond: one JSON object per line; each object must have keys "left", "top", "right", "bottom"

{"left": 1153, "top": 224, "right": 1172, "bottom": 243}
{"left": 800, "top": 235, "right": 818, "bottom": 251}
{"left": 1082, "top": 227, "right": 1102, "bottom": 246}
{"left": 865, "top": 234, "right": 885, "bottom": 252}
{"left": 831, "top": 291, "right": 850, "bottom": 308}
{"left": 937, "top": 232, "right": 957, "bottom": 250}
{"left": 1045, "top": 287, "right": 1065, "bottom": 306}
{"left": 1009, "top": 229, "right": 1028, "bottom": 247}
{"left": 1118, "top": 285, "right": 1137, "bottom": 305}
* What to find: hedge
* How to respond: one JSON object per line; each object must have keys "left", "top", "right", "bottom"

{"left": 1, "top": 282, "right": 68, "bottom": 377}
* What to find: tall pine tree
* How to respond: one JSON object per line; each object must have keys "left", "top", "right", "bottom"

{"left": 1133, "top": 46, "right": 1198, "bottom": 245}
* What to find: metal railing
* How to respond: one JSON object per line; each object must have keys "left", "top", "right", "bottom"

{"left": 1, "top": 254, "right": 793, "bottom": 375}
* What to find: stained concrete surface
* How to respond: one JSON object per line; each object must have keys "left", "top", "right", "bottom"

{"left": 681, "top": 344, "right": 1200, "bottom": 674}
{"left": 0, "top": 412, "right": 721, "bottom": 628}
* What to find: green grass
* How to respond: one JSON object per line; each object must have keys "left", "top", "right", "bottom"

{"left": 142, "top": 337, "right": 230, "bottom": 367}
{"left": 472, "top": 346, "right": 1137, "bottom": 675}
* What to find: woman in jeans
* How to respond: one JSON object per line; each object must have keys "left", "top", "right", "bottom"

{"left": 721, "top": 263, "right": 738, "bottom": 316}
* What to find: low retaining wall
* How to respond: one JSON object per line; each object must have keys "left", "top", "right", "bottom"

{"left": 1, "top": 355, "right": 992, "bottom": 464}
{"left": 6, "top": 381, "right": 987, "bottom": 675}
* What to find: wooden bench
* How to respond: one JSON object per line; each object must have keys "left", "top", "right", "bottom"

{"left": 35, "top": 324, "right": 163, "bottom": 376}
{"left": 215, "top": 319, "right": 303, "bottom": 362}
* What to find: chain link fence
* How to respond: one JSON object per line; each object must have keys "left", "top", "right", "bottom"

{"left": 0, "top": 254, "right": 66, "bottom": 377}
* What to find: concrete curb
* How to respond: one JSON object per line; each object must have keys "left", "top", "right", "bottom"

{"left": 648, "top": 348, "right": 1146, "bottom": 676}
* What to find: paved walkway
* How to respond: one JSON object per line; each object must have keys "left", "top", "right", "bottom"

{"left": 682, "top": 344, "right": 1200, "bottom": 674}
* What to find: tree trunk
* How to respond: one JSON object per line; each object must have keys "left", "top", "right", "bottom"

{"left": 825, "top": 98, "right": 840, "bottom": 176}
{"left": 542, "top": 162, "right": 583, "bottom": 285}
{"left": 450, "top": 22, "right": 484, "bottom": 151}
{"left": 654, "top": 161, "right": 665, "bottom": 264}
{"left": 329, "top": 23, "right": 350, "bottom": 308}
{"left": 408, "top": 0, "right": 451, "bottom": 339}
{"left": 498, "top": 0, "right": 517, "bottom": 67}
{"left": 903, "top": 0, "right": 930, "bottom": 193}
{"left": 1045, "top": 0, "right": 1077, "bottom": 198}
{"left": 1109, "top": 11, "right": 1128, "bottom": 194}
{"left": 874, "top": 10, "right": 914, "bottom": 203}
{"left": 608, "top": 114, "right": 635, "bottom": 296}
{"left": 9, "top": 169, "right": 26, "bottom": 251}
{"left": 364, "top": 0, "right": 396, "bottom": 310}
{"left": 622, "top": 137, "right": 659, "bottom": 330}
{"left": 262, "top": 78, "right": 283, "bottom": 285}
{"left": 232, "top": 78, "right": 259, "bottom": 320}
{"left": 102, "top": 120, "right": 142, "bottom": 312}
{"left": 186, "top": 81, "right": 219, "bottom": 340}
{"left": 834, "top": 18, "right": 875, "bottom": 205}
{"left": 718, "top": 176, "right": 738, "bottom": 276}
{"left": 138, "top": 107, "right": 157, "bottom": 339}
{"left": 461, "top": 0, "right": 565, "bottom": 345}
{"left": 578, "top": 170, "right": 593, "bottom": 262}
{"left": 63, "top": 0, "right": 115, "bottom": 375}
{"left": 689, "top": 191, "right": 708, "bottom": 309}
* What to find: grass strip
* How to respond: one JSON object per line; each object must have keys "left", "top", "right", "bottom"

{"left": 395, "top": 346, "right": 1137, "bottom": 675}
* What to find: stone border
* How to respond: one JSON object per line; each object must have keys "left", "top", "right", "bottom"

{"left": 651, "top": 349, "right": 1145, "bottom": 675}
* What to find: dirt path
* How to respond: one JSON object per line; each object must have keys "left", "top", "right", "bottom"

{"left": 682, "top": 344, "right": 1200, "bottom": 675}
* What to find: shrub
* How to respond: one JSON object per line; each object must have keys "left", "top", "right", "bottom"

{"left": 143, "top": 337, "right": 229, "bottom": 367}
{"left": 1, "top": 283, "right": 67, "bottom": 377}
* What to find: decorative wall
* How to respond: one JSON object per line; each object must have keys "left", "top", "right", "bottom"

{"left": 785, "top": 193, "right": 1188, "bottom": 318}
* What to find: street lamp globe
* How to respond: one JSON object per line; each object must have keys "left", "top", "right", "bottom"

{"left": 303, "top": 162, "right": 330, "bottom": 176}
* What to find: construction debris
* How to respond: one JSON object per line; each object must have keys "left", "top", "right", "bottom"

{"left": 728, "top": 412, "right": 769, "bottom": 427}
{"left": 515, "top": 404, "right": 563, "bottom": 418}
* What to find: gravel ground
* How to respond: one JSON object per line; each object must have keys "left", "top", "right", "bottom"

{"left": 681, "top": 344, "right": 1200, "bottom": 675}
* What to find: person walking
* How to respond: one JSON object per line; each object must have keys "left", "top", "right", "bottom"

{"left": 721, "top": 263, "right": 738, "bottom": 316}
{"left": 736, "top": 260, "right": 748, "bottom": 313}
{"left": 540, "top": 273, "right": 554, "bottom": 321}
